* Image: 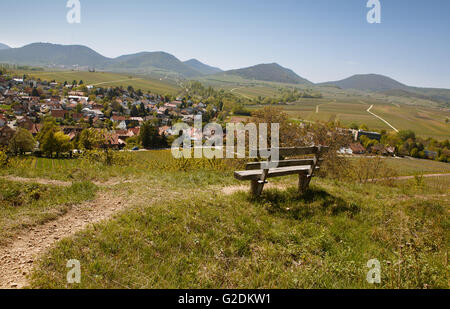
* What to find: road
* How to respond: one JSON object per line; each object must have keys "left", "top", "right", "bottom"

{"left": 367, "top": 105, "right": 399, "bottom": 133}
{"left": 91, "top": 78, "right": 143, "bottom": 86}
{"left": 230, "top": 87, "right": 252, "bottom": 100}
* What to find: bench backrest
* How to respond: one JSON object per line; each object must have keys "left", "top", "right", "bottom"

{"left": 246, "top": 146, "right": 329, "bottom": 176}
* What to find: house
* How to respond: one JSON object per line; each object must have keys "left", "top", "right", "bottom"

{"left": 338, "top": 147, "right": 353, "bottom": 155}
{"left": 355, "top": 130, "right": 381, "bottom": 142}
{"left": 29, "top": 123, "right": 43, "bottom": 136}
{"left": 350, "top": 143, "right": 366, "bottom": 154}
{"left": 51, "top": 109, "right": 68, "bottom": 120}
{"left": 17, "top": 117, "right": 34, "bottom": 130}
{"left": 104, "top": 133, "right": 126, "bottom": 150}
{"left": 72, "top": 113, "right": 84, "bottom": 121}
{"left": 424, "top": 150, "right": 438, "bottom": 160}
{"left": 371, "top": 144, "right": 389, "bottom": 155}
{"left": 0, "top": 114, "right": 6, "bottom": 127}
{"left": 386, "top": 146, "right": 396, "bottom": 156}
{"left": 111, "top": 115, "right": 126, "bottom": 123}
{"left": 0, "top": 126, "right": 15, "bottom": 145}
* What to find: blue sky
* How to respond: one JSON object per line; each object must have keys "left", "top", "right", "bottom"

{"left": 1, "top": 0, "right": 449, "bottom": 88}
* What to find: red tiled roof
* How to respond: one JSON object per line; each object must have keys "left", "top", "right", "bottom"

{"left": 51, "top": 109, "right": 68, "bottom": 118}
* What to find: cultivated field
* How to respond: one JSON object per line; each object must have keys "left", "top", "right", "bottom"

{"left": 248, "top": 99, "right": 450, "bottom": 139}
{"left": 12, "top": 70, "right": 180, "bottom": 94}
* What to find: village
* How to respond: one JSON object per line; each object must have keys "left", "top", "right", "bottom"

{"left": 0, "top": 69, "right": 448, "bottom": 163}
{"left": 0, "top": 70, "right": 218, "bottom": 153}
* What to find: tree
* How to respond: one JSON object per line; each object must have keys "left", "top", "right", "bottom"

{"left": 76, "top": 103, "right": 83, "bottom": 113}
{"left": 410, "top": 148, "right": 419, "bottom": 158}
{"left": 359, "top": 124, "right": 369, "bottom": 131}
{"left": 54, "top": 132, "right": 73, "bottom": 157}
{"left": 131, "top": 105, "right": 139, "bottom": 117}
{"left": 9, "top": 128, "right": 35, "bottom": 155}
{"left": 398, "top": 130, "right": 416, "bottom": 142}
{"left": 37, "top": 117, "right": 58, "bottom": 142}
{"left": 78, "top": 128, "right": 104, "bottom": 150}
{"left": 349, "top": 123, "right": 359, "bottom": 130}
{"left": 140, "top": 121, "right": 164, "bottom": 149}
{"left": 41, "top": 130, "right": 58, "bottom": 158}
{"left": 31, "top": 87, "right": 40, "bottom": 97}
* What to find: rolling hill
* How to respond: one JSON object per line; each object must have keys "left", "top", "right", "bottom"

{"left": 0, "top": 43, "right": 10, "bottom": 50}
{"left": 183, "top": 59, "right": 222, "bottom": 75}
{"left": 319, "top": 74, "right": 409, "bottom": 92}
{"left": 105, "top": 52, "right": 201, "bottom": 77}
{"left": 320, "top": 74, "right": 450, "bottom": 106}
{"left": 0, "top": 43, "right": 109, "bottom": 67}
{"left": 217, "top": 63, "right": 312, "bottom": 85}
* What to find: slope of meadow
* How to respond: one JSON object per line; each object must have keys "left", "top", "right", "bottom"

{"left": 13, "top": 70, "right": 180, "bottom": 94}
{"left": 0, "top": 151, "right": 446, "bottom": 289}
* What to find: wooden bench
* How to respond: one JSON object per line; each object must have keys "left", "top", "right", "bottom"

{"left": 234, "top": 146, "right": 329, "bottom": 196}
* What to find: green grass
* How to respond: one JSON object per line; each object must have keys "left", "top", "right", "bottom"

{"left": 251, "top": 98, "right": 450, "bottom": 138}
{"left": 29, "top": 175, "right": 448, "bottom": 289}
{"left": 380, "top": 157, "right": 450, "bottom": 175}
{"left": 3, "top": 152, "right": 449, "bottom": 184}
{"left": 0, "top": 180, "right": 97, "bottom": 244}
{"left": 0, "top": 151, "right": 448, "bottom": 289}
{"left": 12, "top": 70, "right": 180, "bottom": 94}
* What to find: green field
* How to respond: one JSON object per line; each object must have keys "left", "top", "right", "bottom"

{"left": 247, "top": 99, "right": 450, "bottom": 139}
{"left": 13, "top": 70, "right": 181, "bottom": 94}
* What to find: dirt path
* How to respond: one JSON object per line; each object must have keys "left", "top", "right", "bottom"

{"left": 91, "top": 78, "right": 142, "bottom": 86}
{"left": 367, "top": 104, "right": 400, "bottom": 133}
{"left": 0, "top": 191, "right": 134, "bottom": 289}
{"left": 372, "top": 173, "right": 450, "bottom": 181}
{"left": 0, "top": 175, "right": 135, "bottom": 187}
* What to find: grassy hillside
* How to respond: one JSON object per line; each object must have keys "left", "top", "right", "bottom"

{"left": 14, "top": 70, "right": 180, "bottom": 94}
{"left": 7, "top": 151, "right": 443, "bottom": 289}
{"left": 0, "top": 151, "right": 447, "bottom": 288}
{"left": 0, "top": 179, "right": 97, "bottom": 244}
{"left": 212, "top": 63, "right": 312, "bottom": 85}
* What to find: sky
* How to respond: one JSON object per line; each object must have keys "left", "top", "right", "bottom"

{"left": 1, "top": 0, "right": 449, "bottom": 88}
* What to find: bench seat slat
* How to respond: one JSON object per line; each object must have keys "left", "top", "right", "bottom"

{"left": 245, "top": 159, "right": 324, "bottom": 170}
{"left": 235, "top": 166, "right": 312, "bottom": 181}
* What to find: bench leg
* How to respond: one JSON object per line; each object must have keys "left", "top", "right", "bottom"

{"left": 250, "top": 180, "right": 266, "bottom": 197}
{"left": 251, "top": 180, "right": 259, "bottom": 196}
{"left": 298, "top": 174, "right": 309, "bottom": 194}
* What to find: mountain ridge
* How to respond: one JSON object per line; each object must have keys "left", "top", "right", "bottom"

{"left": 217, "top": 63, "right": 313, "bottom": 85}
{"left": 183, "top": 59, "right": 223, "bottom": 75}
{"left": 319, "top": 74, "right": 409, "bottom": 92}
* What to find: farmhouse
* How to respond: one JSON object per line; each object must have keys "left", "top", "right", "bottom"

{"left": 354, "top": 130, "right": 381, "bottom": 142}
{"left": 0, "top": 125, "right": 15, "bottom": 145}
{"left": 0, "top": 114, "right": 6, "bottom": 127}
{"left": 350, "top": 143, "right": 366, "bottom": 154}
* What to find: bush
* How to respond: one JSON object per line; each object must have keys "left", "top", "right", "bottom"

{"left": 0, "top": 150, "right": 8, "bottom": 167}
{"left": 341, "top": 157, "right": 398, "bottom": 185}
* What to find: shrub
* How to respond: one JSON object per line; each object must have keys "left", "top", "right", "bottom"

{"left": 0, "top": 150, "right": 8, "bottom": 167}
